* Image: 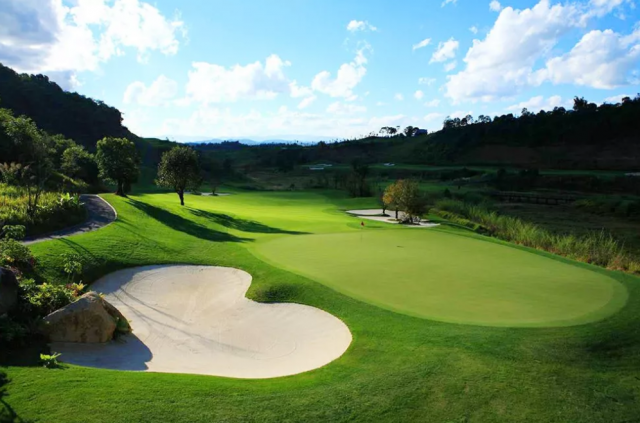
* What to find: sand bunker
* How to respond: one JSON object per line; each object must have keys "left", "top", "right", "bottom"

{"left": 347, "top": 209, "right": 439, "bottom": 228}
{"left": 51, "top": 265, "right": 352, "bottom": 378}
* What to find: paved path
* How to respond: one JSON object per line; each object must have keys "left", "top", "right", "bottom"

{"left": 23, "top": 194, "right": 117, "bottom": 245}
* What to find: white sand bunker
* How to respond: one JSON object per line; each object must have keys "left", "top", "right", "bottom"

{"left": 51, "top": 265, "right": 352, "bottom": 378}
{"left": 347, "top": 209, "right": 439, "bottom": 228}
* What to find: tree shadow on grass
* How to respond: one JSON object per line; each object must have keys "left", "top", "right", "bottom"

{"left": 0, "top": 370, "right": 32, "bottom": 423}
{"left": 187, "top": 208, "right": 309, "bottom": 235}
{"left": 126, "top": 199, "right": 251, "bottom": 243}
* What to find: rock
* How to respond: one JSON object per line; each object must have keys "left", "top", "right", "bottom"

{"left": 0, "top": 267, "right": 19, "bottom": 315}
{"left": 43, "top": 291, "right": 130, "bottom": 343}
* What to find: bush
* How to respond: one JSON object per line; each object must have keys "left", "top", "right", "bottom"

{"left": 0, "top": 238, "right": 36, "bottom": 273}
{"left": 435, "top": 200, "right": 639, "bottom": 272}
{"left": 18, "top": 280, "right": 81, "bottom": 317}
{"left": 0, "top": 184, "right": 86, "bottom": 236}
{"left": 40, "top": 352, "right": 61, "bottom": 368}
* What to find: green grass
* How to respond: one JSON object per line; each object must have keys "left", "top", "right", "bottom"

{"left": 253, "top": 230, "right": 627, "bottom": 327}
{"left": 2, "top": 189, "right": 640, "bottom": 422}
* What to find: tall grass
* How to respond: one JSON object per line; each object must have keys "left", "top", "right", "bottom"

{"left": 0, "top": 184, "right": 86, "bottom": 237}
{"left": 433, "top": 199, "right": 640, "bottom": 273}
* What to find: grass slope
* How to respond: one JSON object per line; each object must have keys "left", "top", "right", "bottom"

{"left": 2, "top": 190, "right": 639, "bottom": 423}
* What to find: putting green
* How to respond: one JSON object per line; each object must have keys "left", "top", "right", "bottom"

{"left": 254, "top": 229, "right": 628, "bottom": 327}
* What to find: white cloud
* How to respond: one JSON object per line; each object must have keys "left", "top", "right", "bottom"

{"left": 0, "top": 0, "right": 185, "bottom": 88}
{"left": 297, "top": 95, "right": 317, "bottom": 109}
{"left": 418, "top": 77, "right": 437, "bottom": 86}
{"left": 414, "top": 90, "right": 425, "bottom": 100}
{"left": 326, "top": 102, "right": 367, "bottom": 114}
{"left": 430, "top": 38, "right": 459, "bottom": 63}
{"left": 450, "top": 110, "right": 474, "bottom": 119}
{"left": 541, "top": 28, "right": 640, "bottom": 89}
{"left": 444, "top": 0, "right": 639, "bottom": 103}
{"left": 290, "top": 81, "right": 313, "bottom": 98}
{"left": 445, "top": 0, "right": 584, "bottom": 103}
{"left": 412, "top": 38, "right": 432, "bottom": 51}
{"left": 376, "top": 101, "right": 386, "bottom": 106}
{"left": 444, "top": 61, "right": 457, "bottom": 72}
{"left": 490, "top": 1, "right": 503, "bottom": 12}
{"left": 442, "top": 0, "right": 457, "bottom": 7}
{"left": 346, "top": 20, "right": 377, "bottom": 32}
{"left": 425, "top": 99, "right": 441, "bottom": 107}
{"left": 311, "top": 47, "right": 369, "bottom": 98}
{"left": 394, "top": 93, "right": 404, "bottom": 101}
{"left": 506, "top": 95, "right": 569, "bottom": 113}
{"left": 123, "top": 75, "right": 178, "bottom": 106}
{"left": 470, "top": 26, "right": 479, "bottom": 34}
{"left": 603, "top": 93, "right": 632, "bottom": 103}
{"left": 185, "top": 55, "right": 292, "bottom": 104}
{"left": 156, "top": 106, "right": 412, "bottom": 140}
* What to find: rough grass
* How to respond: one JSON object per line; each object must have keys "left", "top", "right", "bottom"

{"left": 434, "top": 199, "right": 640, "bottom": 273}
{"left": 2, "top": 190, "right": 639, "bottom": 422}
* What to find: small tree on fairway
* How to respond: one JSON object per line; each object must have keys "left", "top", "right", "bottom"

{"left": 96, "top": 137, "right": 140, "bottom": 197}
{"left": 156, "top": 146, "right": 202, "bottom": 206}
{"left": 383, "top": 183, "right": 400, "bottom": 219}
{"left": 398, "top": 180, "right": 428, "bottom": 223}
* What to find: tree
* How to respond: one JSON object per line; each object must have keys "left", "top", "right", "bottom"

{"left": 61, "top": 145, "right": 99, "bottom": 184}
{"left": 0, "top": 116, "right": 53, "bottom": 217}
{"left": 156, "top": 146, "right": 202, "bottom": 206}
{"left": 403, "top": 126, "right": 417, "bottom": 137}
{"left": 349, "top": 159, "right": 370, "bottom": 197}
{"left": 383, "top": 182, "right": 401, "bottom": 219}
{"left": 95, "top": 137, "right": 140, "bottom": 197}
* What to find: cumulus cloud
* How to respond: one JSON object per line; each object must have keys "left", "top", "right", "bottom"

{"left": 445, "top": 0, "right": 638, "bottom": 103}
{"left": 490, "top": 1, "right": 503, "bottom": 12}
{"left": 469, "top": 26, "right": 479, "bottom": 34}
{"left": 541, "top": 28, "right": 640, "bottom": 89}
{"left": 185, "top": 55, "right": 292, "bottom": 104}
{"left": 123, "top": 75, "right": 178, "bottom": 106}
{"left": 412, "top": 38, "right": 432, "bottom": 51}
{"left": 346, "top": 20, "right": 377, "bottom": 32}
{"left": 506, "top": 95, "right": 570, "bottom": 113}
{"left": 297, "top": 95, "right": 317, "bottom": 109}
{"left": 430, "top": 38, "right": 459, "bottom": 63}
{"left": 414, "top": 90, "right": 425, "bottom": 100}
{"left": 0, "top": 0, "right": 185, "bottom": 89}
{"left": 311, "top": 47, "right": 369, "bottom": 98}
{"left": 603, "top": 93, "right": 632, "bottom": 103}
{"left": 442, "top": 0, "right": 457, "bottom": 7}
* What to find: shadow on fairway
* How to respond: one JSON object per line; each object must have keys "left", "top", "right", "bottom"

{"left": 0, "top": 371, "right": 32, "bottom": 423}
{"left": 126, "top": 199, "right": 252, "bottom": 243}
{"left": 187, "top": 208, "right": 309, "bottom": 235}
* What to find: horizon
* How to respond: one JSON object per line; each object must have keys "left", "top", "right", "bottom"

{"left": 1, "top": 0, "right": 639, "bottom": 142}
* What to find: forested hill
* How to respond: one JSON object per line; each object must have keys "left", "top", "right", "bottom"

{"left": 0, "top": 62, "right": 131, "bottom": 149}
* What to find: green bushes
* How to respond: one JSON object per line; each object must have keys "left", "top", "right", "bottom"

{"left": 0, "top": 184, "right": 85, "bottom": 236}
{"left": 435, "top": 199, "right": 640, "bottom": 272}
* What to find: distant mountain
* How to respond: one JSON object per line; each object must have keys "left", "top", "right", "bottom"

{"left": 184, "top": 138, "right": 321, "bottom": 146}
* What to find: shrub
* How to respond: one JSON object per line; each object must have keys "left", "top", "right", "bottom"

{"left": 435, "top": 200, "right": 639, "bottom": 273}
{"left": 39, "top": 352, "right": 61, "bottom": 368}
{"left": 0, "top": 224, "right": 26, "bottom": 240}
{"left": 18, "top": 280, "right": 80, "bottom": 317}
{"left": 0, "top": 184, "right": 85, "bottom": 236}
{"left": 0, "top": 238, "right": 35, "bottom": 273}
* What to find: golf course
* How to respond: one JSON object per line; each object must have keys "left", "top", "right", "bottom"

{"left": 2, "top": 189, "right": 639, "bottom": 422}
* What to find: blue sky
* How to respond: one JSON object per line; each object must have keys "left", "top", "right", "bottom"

{"left": 1, "top": 0, "right": 639, "bottom": 141}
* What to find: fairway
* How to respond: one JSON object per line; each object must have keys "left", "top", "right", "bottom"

{"left": 255, "top": 229, "right": 628, "bottom": 327}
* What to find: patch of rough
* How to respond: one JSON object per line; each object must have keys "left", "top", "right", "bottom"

{"left": 51, "top": 265, "right": 352, "bottom": 378}
{"left": 346, "top": 209, "right": 440, "bottom": 228}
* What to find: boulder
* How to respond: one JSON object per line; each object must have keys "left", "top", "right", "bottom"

{"left": 0, "top": 267, "right": 19, "bottom": 315}
{"left": 43, "top": 291, "right": 130, "bottom": 343}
